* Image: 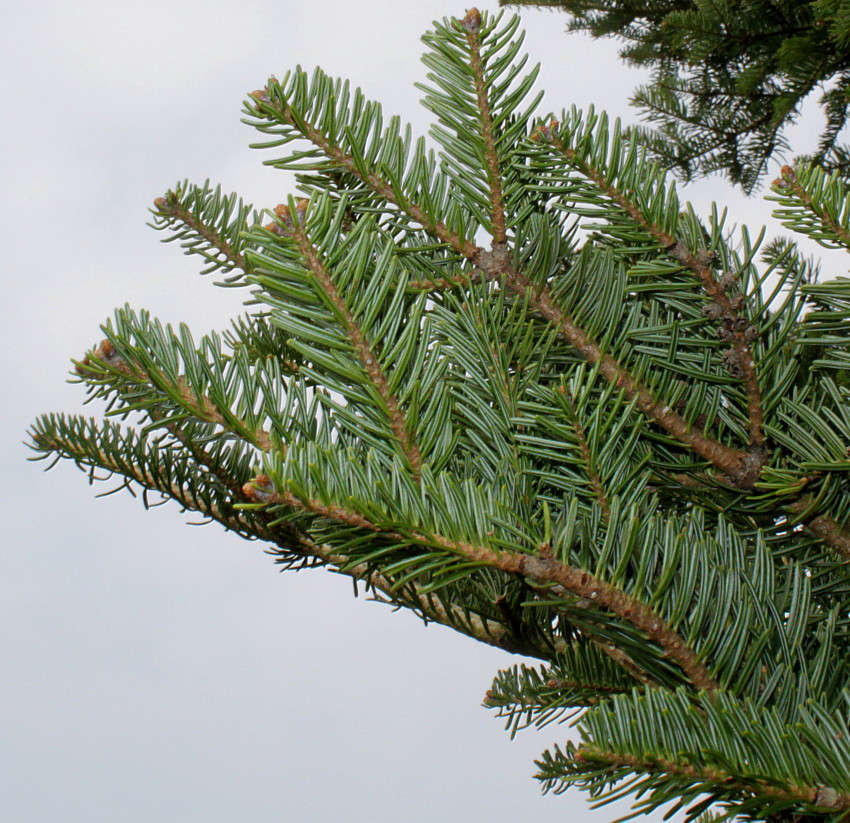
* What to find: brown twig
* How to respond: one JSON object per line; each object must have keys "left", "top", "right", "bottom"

{"left": 788, "top": 498, "right": 850, "bottom": 562}
{"left": 406, "top": 272, "right": 476, "bottom": 291}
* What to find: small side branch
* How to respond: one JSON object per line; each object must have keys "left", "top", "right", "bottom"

{"left": 34, "top": 425, "right": 274, "bottom": 541}
{"left": 775, "top": 164, "right": 850, "bottom": 248}
{"left": 153, "top": 190, "right": 248, "bottom": 272}
{"left": 249, "top": 90, "right": 479, "bottom": 259}
{"left": 285, "top": 207, "right": 422, "bottom": 480}
{"left": 573, "top": 748, "right": 850, "bottom": 814}
{"left": 78, "top": 339, "right": 275, "bottom": 452}
{"left": 461, "top": 8, "right": 507, "bottom": 243}
{"left": 562, "top": 388, "right": 610, "bottom": 520}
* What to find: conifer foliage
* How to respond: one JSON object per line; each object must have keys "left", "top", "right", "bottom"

{"left": 29, "top": 9, "right": 850, "bottom": 821}
{"left": 505, "top": 0, "right": 850, "bottom": 192}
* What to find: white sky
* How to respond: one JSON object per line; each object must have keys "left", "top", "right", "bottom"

{"left": 1, "top": 1, "right": 837, "bottom": 821}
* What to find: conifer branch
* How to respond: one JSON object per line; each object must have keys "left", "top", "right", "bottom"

{"left": 473, "top": 246, "right": 755, "bottom": 488}
{"left": 563, "top": 388, "right": 611, "bottom": 520}
{"left": 249, "top": 91, "right": 479, "bottom": 258}
{"left": 243, "top": 480, "right": 720, "bottom": 691}
{"left": 151, "top": 187, "right": 250, "bottom": 276}
{"left": 571, "top": 748, "right": 850, "bottom": 814}
{"left": 674, "top": 474, "right": 850, "bottom": 562}
{"left": 283, "top": 204, "right": 422, "bottom": 480}
{"left": 544, "top": 126, "right": 767, "bottom": 454}
{"left": 36, "top": 12, "right": 850, "bottom": 817}
{"left": 243, "top": 476, "right": 556, "bottom": 658}
{"left": 33, "top": 422, "right": 272, "bottom": 540}
{"left": 461, "top": 7, "right": 508, "bottom": 244}
{"left": 255, "top": 110, "right": 760, "bottom": 487}
{"left": 79, "top": 339, "right": 275, "bottom": 452}
{"left": 37, "top": 413, "right": 519, "bottom": 659}
{"left": 590, "top": 643, "right": 660, "bottom": 689}
{"left": 152, "top": 413, "right": 246, "bottom": 500}
{"left": 789, "top": 499, "right": 850, "bottom": 562}
{"left": 42, "top": 413, "right": 520, "bottom": 654}
{"left": 544, "top": 678, "right": 630, "bottom": 697}
{"left": 774, "top": 164, "right": 850, "bottom": 249}
{"left": 259, "top": 93, "right": 761, "bottom": 485}
{"left": 485, "top": 675, "right": 629, "bottom": 715}
{"left": 283, "top": 533, "right": 547, "bottom": 657}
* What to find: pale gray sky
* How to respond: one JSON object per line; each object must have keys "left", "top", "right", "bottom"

{"left": 1, "top": 1, "right": 834, "bottom": 821}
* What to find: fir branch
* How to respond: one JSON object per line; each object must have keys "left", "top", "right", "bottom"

{"left": 150, "top": 183, "right": 253, "bottom": 281}
{"left": 584, "top": 627, "right": 662, "bottom": 689}
{"left": 243, "top": 480, "right": 720, "bottom": 691}
{"left": 772, "top": 163, "right": 850, "bottom": 250}
{"left": 485, "top": 651, "right": 640, "bottom": 738}
{"left": 154, "top": 191, "right": 247, "bottom": 271}
{"left": 79, "top": 338, "right": 275, "bottom": 452}
{"left": 36, "top": 410, "right": 527, "bottom": 660}
{"left": 286, "top": 205, "right": 422, "bottom": 480}
{"left": 31, "top": 416, "right": 273, "bottom": 541}
{"left": 473, "top": 245, "right": 755, "bottom": 489}
{"left": 258, "top": 86, "right": 761, "bottom": 485}
{"left": 254, "top": 105, "right": 760, "bottom": 488}
{"left": 563, "top": 388, "right": 611, "bottom": 520}
{"left": 673, "top": 472, "right": 850, "bottom": 562}
{"left": 461, "top": 7, "right": 508, "bottom": 243}
{"left": 250, "top": 53, "right": 760, "bottom": 489}
{"left": 248, "top": 90, "right": 479, "bottom": 258}
{"left": 543, "top": 125, "right": 767, "bottom": 453}
{"left": 789, "top": 498, "right": 850, "bottom": 562}
{"left": 158, "top": 413, "right": 248, "bottom": 501}
{"left": 35, "top": 11, "right": 850, "bottom": 817}
{"left": 544, "top": 677, "right": 629, "bottom": 697}
{"left": 572, "top": 748, "right": 850, "bottom": 815}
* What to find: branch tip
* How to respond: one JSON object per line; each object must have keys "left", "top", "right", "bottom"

{"left": 460, "top": 8, "right": 481, "bottom": 32}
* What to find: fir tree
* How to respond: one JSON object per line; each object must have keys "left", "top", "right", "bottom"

{"left": 504, "top": 0, "right": 850, "bottom": 192}
{"left": 29, "top": 9, "right": 850, "bottom": 822}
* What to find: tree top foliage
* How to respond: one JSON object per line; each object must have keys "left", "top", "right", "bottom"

{"left": 29, "top": 8, "right": 850, "bottom": 822}
{"left": 504, "top": 0, "right": 850, "bottom": 192}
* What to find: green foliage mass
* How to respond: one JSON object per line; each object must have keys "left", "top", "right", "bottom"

{"left": 505, "top": 0, "right": 850, "bottom": 192}
{"left": 29, "top": 10, "right": 850, "bottom": 822}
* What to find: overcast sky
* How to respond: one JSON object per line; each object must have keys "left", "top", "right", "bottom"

{"left": 1, "top": 2, "right": 834, "bottom": 822}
